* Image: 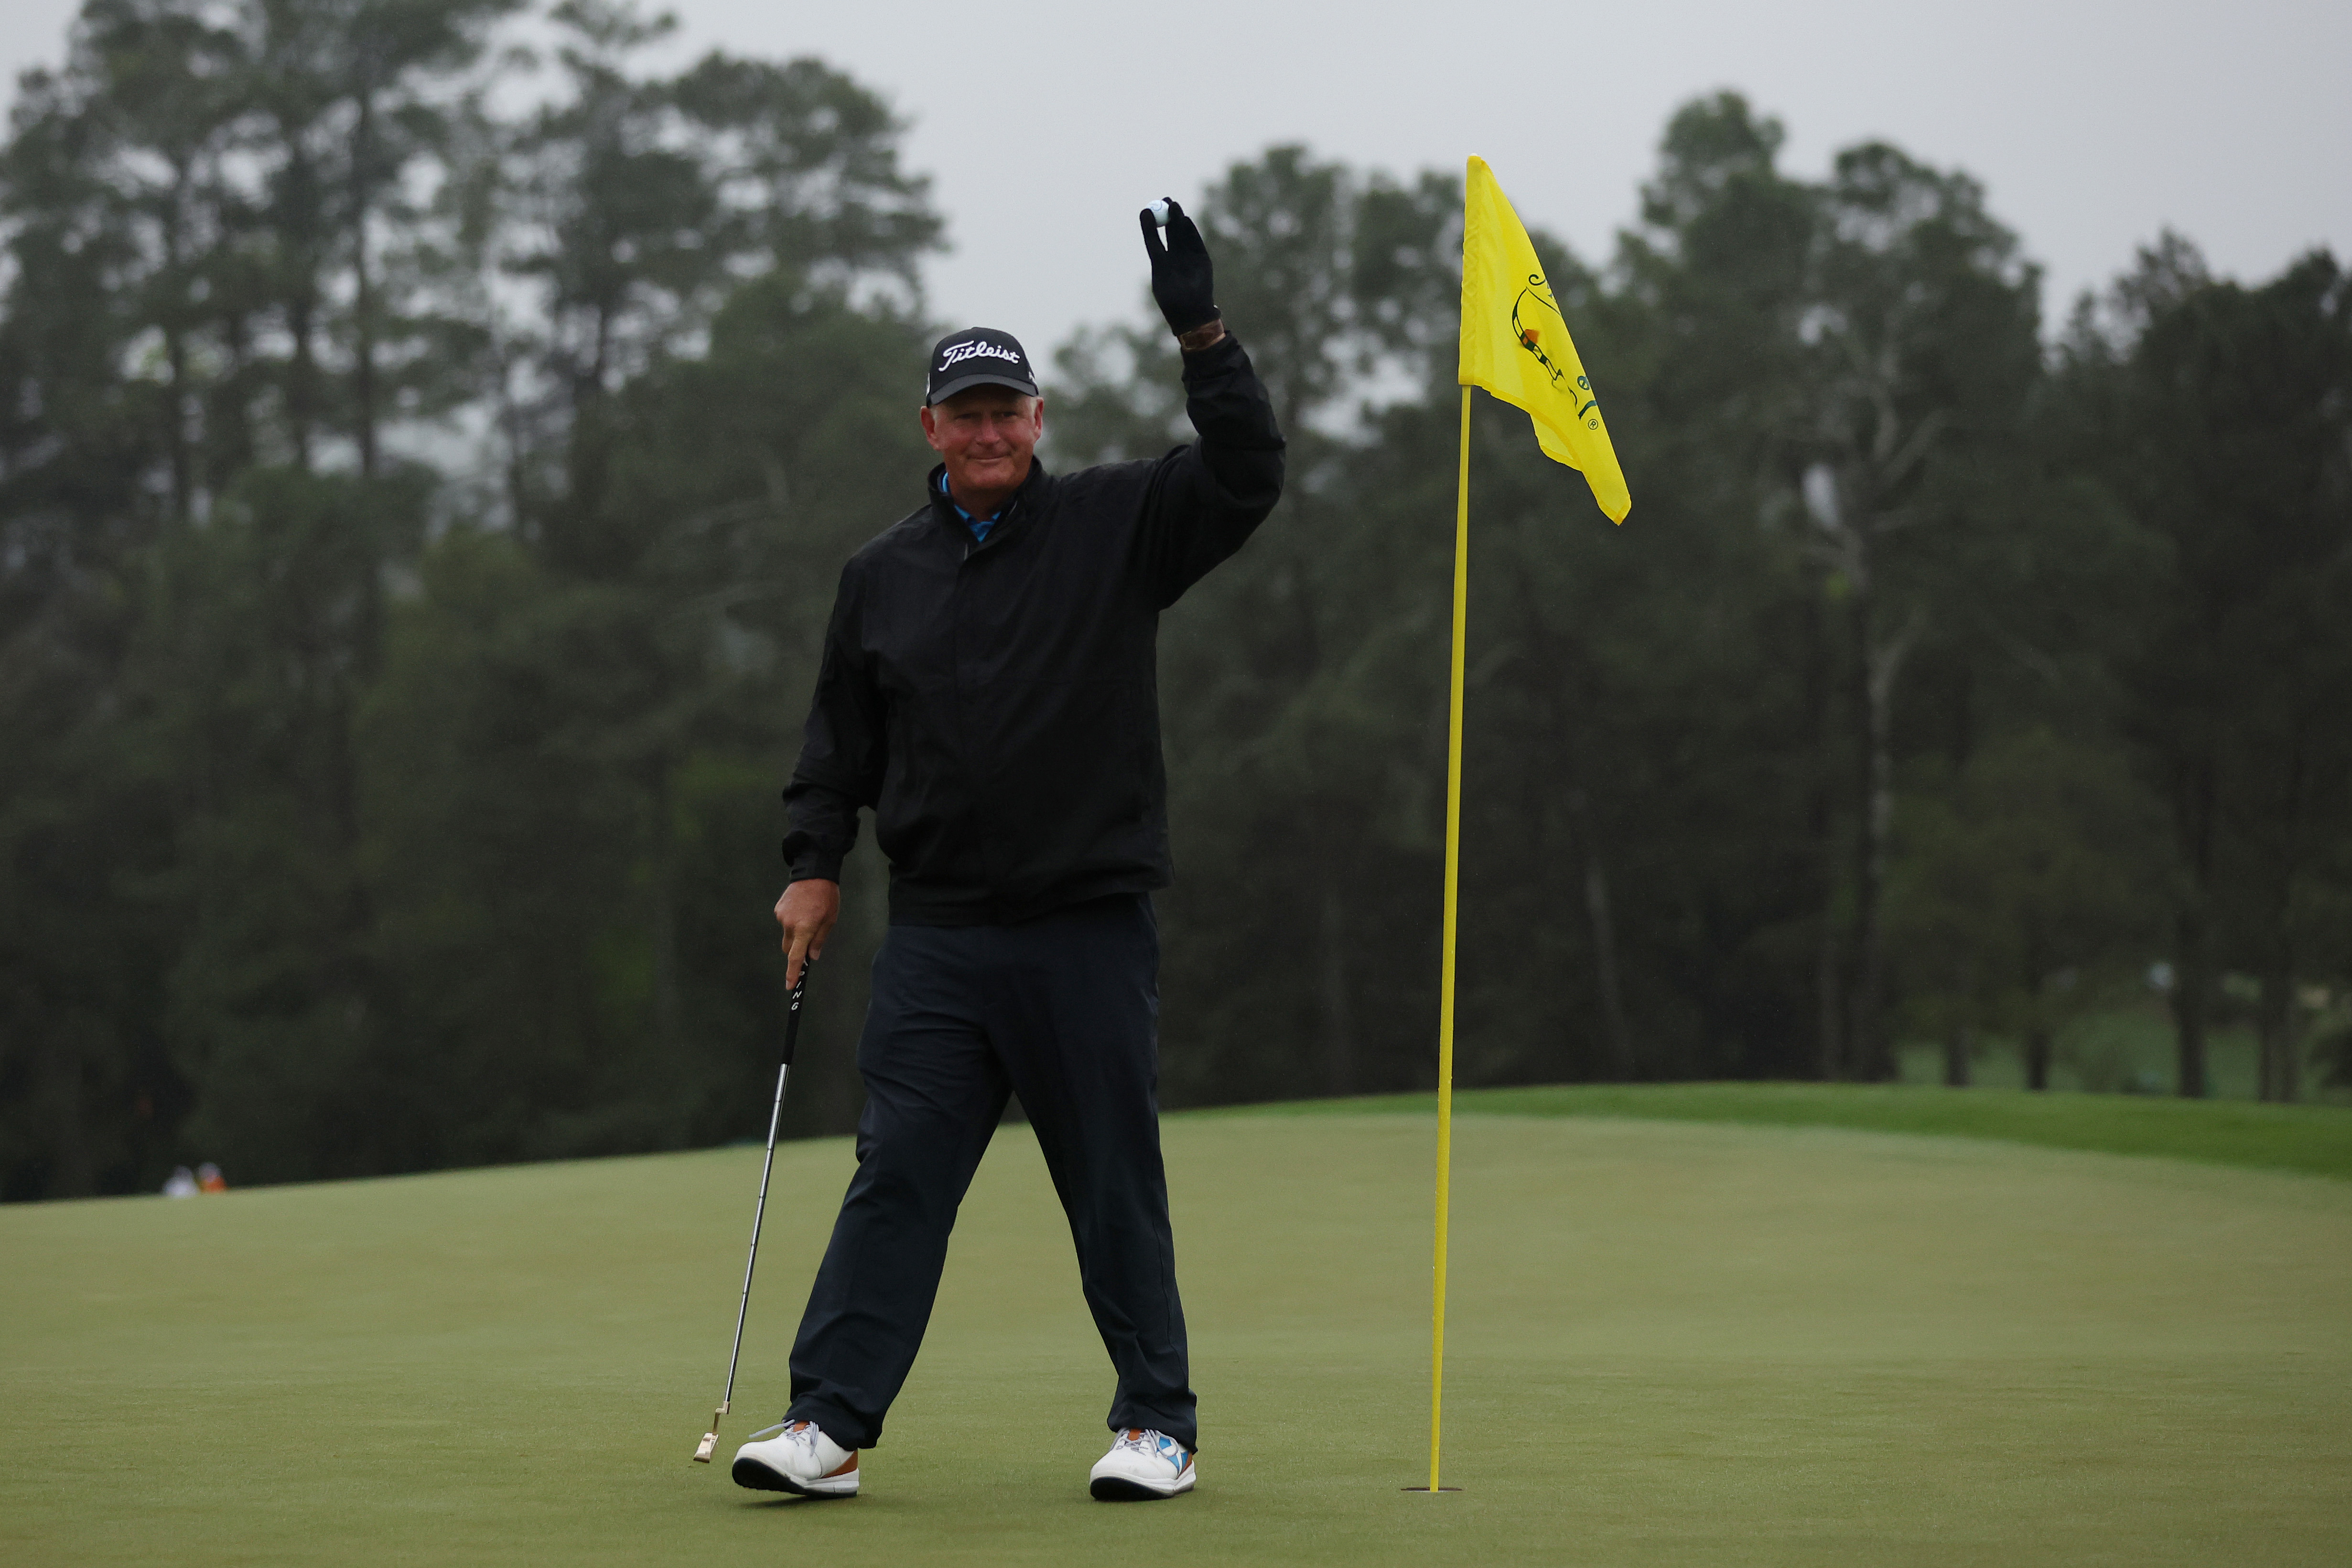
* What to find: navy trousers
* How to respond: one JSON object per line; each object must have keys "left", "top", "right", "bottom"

{"left": 783, "top": 893, "right": 1196, "bottom": 1449}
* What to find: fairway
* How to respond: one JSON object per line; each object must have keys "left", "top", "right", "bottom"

{"left": 6, "top": 1107, "right": 2349, "bottom": 1566}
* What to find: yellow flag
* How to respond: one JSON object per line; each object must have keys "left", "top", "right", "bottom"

{"left": 1458, "top": 156, "right": 1630, "bottom": 523}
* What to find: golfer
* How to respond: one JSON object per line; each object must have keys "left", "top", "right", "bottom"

{"left": 733, "top": 201, "right": 1284, "bottom": 1502}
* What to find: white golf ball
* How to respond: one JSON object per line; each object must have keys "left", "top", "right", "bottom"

{"left": 1148, "top": 199, "right": 1172, "bottom": 227}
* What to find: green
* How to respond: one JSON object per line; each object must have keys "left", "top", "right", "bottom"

{"left": 6, "top": 1104, "right": 2349, "bottom": 1565}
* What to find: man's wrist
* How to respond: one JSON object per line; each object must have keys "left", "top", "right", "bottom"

{"left": 1176, "top": 317, "right": 1226, "bottom": 353}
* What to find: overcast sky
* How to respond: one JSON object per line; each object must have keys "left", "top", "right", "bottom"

{"left": 6, "top": 0, "right": 2348, "bottom": 353}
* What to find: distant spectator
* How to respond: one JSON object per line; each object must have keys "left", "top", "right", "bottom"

{"left": 197, "top": 1163, "right": 227, "bottom": 1194}
{"left": 162, "top": 1167, "right": 198, "bottom": 1199}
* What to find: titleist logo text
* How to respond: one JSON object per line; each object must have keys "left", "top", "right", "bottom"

{"left": 939, "top": 341, "right": 1025, "bottom": 369}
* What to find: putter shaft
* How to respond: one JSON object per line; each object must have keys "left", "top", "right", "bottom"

{"left": 690, "top": 967, "right": 810, "bottom": 1463}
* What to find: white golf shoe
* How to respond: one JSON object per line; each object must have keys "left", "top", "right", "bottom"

{"left": 1088, "top": 1427, "right": 1195, "bottom": 1500}
{"left": 732, "top": 1420, "right": 859, "bottom": 1497}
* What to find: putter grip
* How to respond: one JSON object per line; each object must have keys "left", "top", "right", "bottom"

{"left": 780, "top": 968, "right": 810, "bottom": 1066}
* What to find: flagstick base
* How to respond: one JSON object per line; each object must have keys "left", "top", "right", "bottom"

{"left": 1401, "top": 1487, "right": 1465, "bottom": 1492}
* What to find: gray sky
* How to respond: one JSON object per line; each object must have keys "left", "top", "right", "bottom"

{"left": 7, "top": 0, "right": 2348, "bottom": 352}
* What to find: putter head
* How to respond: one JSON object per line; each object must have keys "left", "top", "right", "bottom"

{"left": 694, "top": 1405, "right": 725, "bottom": 1465}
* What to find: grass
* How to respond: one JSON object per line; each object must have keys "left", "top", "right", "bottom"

{"left": 5, "top": 1094, "right": 2351, "bottom": 1566}
{"left": 1230, "top": 1080, "right": 2352, "bottom": 1181}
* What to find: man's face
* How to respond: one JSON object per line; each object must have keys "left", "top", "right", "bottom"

{"left": 921, "top": 386, "right": 1044, "bottom": 499}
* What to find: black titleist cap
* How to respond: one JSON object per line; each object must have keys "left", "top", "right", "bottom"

{"left": 927, "top": 326, "right": 1039, "bottom": 405}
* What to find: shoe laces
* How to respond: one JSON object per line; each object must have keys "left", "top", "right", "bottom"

{"left": 1115, "top": 1427, "right": 1184, "bottom": 1466}
{"left": 745, "top": 1420, "right": 824, "bottom": 1452}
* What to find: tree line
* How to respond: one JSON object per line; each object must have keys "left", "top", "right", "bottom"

{"left": 3, "top": 0, "right": 2347, "bottom": 1200}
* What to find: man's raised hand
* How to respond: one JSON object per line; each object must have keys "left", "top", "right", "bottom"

{"left": 774, "top": 878, "right": 839, "bottom": 990}
{"left": 1139, "top": 197, "right": 1218, "bottom": 338}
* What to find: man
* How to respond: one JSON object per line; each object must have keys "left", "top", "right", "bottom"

{"left": 732, "top": 202, "right": 1283, "bottom": 1503}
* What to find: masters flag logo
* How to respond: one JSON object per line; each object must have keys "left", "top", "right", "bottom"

{"left": 1511, "top": 276, "right": 1566, "bottom": 386}
{"left": 1509, "top": 273, "right": 1603, "bottom": 432}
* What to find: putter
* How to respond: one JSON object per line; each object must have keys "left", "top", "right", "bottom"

{"left": 692, "top": 962, "right": 813, "bottom": 1464}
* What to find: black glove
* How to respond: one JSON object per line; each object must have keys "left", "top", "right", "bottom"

{"left": 1139, "top": 197, "right": 1218, "bottom": 337}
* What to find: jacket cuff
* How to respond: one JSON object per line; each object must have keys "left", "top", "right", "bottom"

{"left": 781, "top": 842, "right": 847, "bottom": 884}
{"left": 1179, "top": 330, "right": 1245, "bottom": 378}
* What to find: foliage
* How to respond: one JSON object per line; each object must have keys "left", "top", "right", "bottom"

{"left": 3, "top": 7, "right": 2348, "bottom": 1199}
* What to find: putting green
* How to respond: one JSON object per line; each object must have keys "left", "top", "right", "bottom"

{"left": 5, "top": 1106, "right": 2349, "bottom": 1565}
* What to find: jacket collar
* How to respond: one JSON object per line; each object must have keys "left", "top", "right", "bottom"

{"left": 927, "top": 459, "right": 1050, "bottom": 546}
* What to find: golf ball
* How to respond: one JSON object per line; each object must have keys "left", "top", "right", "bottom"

{"left": 1148, "top": 199, "right": 1172, "bottom": 227}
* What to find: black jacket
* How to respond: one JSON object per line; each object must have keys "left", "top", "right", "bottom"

{"left": 781, "top": 333, "right": 1285, "bottom": 924}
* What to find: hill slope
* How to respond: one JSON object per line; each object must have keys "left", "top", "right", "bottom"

{"left": 1230, "top": 1081, "right": 2352, "bottom": 1179}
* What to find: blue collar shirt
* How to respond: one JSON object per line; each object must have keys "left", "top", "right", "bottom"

{"left": 938, "top": 471, "right": 1008, "bottom": 544}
